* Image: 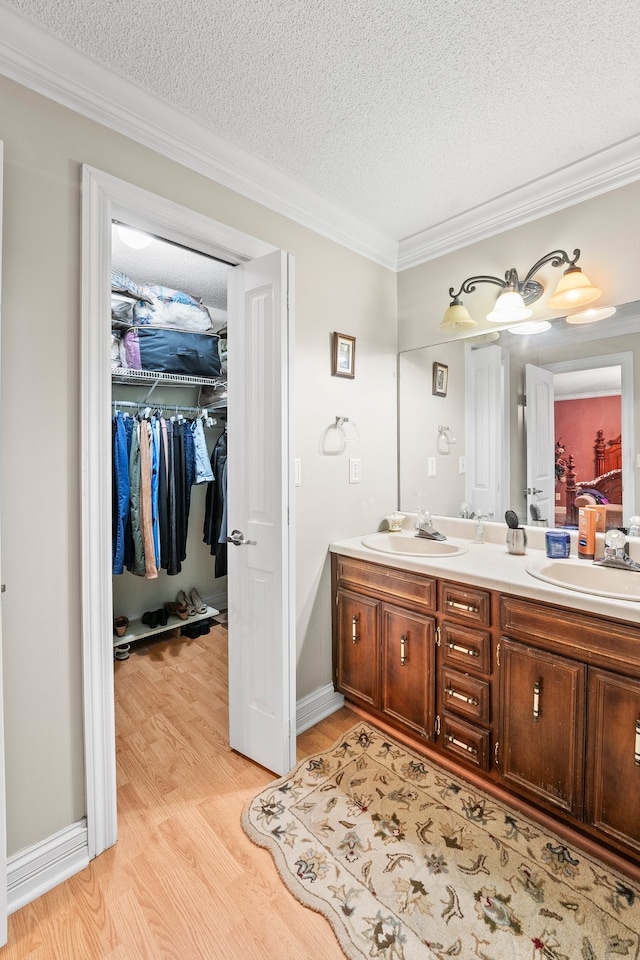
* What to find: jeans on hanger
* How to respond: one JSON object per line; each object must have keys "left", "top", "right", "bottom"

{"left": 112, "top": 412, "right": 130, "bottom": 575}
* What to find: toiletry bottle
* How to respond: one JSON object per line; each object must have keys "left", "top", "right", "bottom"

{"left": 578, "top": 507, "right": 596, "bottom": 560}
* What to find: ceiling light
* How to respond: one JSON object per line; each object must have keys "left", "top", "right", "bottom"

{"left": 564, "top": 305, "right": 616, "bottom": 325}
{"left": 442, "top": 248, "right": 602, "bottom": 329}
{"left": 115, "top": 224, "right": 153, "bottom": 249}
{"left": 507, "top": 320, "right": 552, "bottom": 336}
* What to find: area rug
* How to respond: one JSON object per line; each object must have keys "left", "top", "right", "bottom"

{"left": 242, "top": 722, "right": 640, "bottom": 960}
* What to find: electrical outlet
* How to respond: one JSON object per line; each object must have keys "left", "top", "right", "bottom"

{"left": 349, "top": 458, "right": 361, "bottom": 483}
{"left": 428, "top": 457, "right": 436, "bottom": 478}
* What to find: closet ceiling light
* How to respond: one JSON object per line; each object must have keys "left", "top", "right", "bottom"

{"left": 442, "top": 248, "right": 603, "bottom": 330}
{"left": 116, "top": 224, "right": 154, "bottom": 250}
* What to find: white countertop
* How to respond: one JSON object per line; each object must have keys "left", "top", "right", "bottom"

{"left": 330, "top": 515, "right": 640, "bottom": 627}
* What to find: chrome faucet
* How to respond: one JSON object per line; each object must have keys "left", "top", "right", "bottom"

{"left": 595, "top": 528, "right": 640, "bottom": 571}
{"left": 415, "top": 510, "right": 446, "bottom": 541}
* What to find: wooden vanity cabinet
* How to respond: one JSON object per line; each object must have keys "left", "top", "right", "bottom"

{"left": 332, "top": 555, "right": 437, "bottom": 741}
{"left": 586, "top": 668, "right": 640, "bottom": 855}
{"left": 332, "top": 552, "right": 640, "bottom": 869}
{"left": 437, "top": 581, "right": 493, "bottom": 771}
{"left": 498, "top": 639, "right": 586, "bottom": 818}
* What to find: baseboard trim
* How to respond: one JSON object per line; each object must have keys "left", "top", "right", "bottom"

{"left": 7, "top": 820, "right": 89, "bottom": 915}
{"left": 296, "top": 683, "right": 345, "bottom": 734}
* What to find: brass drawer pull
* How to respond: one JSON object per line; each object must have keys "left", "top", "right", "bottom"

{"left": 446, "top": 641, "right": 479, "bottom": 658}
{"left": 533, "top": 679, "right": 541, "bottom": 721}
{"left": 445, "top": 734, "right": 478, "bottom": 755}
{"left": 635, "top": 719, "right": 640, "bottom": 766}
{"left": 400, "top": 633, "right": 408, "bottom": 666}
{"left": 446, "top": 599, "right": 479, "bottom": 614}
{"left": 352, "top": 614, "right": 359, "bottom": 644}
{"left": 445, "top": 687, "right": 479, "bottom": 706}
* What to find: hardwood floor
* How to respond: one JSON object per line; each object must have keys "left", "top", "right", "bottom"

{"left": 4, "top": 626, "right": 357, "bottom": 959}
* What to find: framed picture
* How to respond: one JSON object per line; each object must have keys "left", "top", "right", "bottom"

{"left": 332, "top": 332, "right": 356, "bottom": 379}
{"left": 432, "top": 361, "right": 448, "bottom": 397}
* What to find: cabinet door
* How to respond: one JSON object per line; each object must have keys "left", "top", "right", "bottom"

{"left": 499, "top": 639, "right": 586, "bottom": 817}
{"left": 586, "top": 668, "right": 640, "bottom": 854}
{"left": 335, "top": 589, "right": 379, "bottom": 709}
{"left": 381, "top": 604, "right": 435, "bottom": 740}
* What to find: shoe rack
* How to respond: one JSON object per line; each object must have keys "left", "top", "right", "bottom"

{"left": 113, "top": 604, "right": 219, "bottom": 653}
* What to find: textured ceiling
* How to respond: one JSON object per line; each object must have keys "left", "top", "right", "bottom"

{"left": 3, "top": 0, "right": 640, "bottom": 243}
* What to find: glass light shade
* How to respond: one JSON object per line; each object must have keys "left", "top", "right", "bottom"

{"left": 507, "top": 320, "right": 551, "bottom": 336}
{"left": 564, "top": 305, "right": 616, "bottom": 325}
{"left": 116, "top": 224, "right": 153, "bottom": 249}
{"left": 439, "top": 301, "right": 476, "bottom": 330}
{"left": 546, "top": 267, "right": 601, "bottom": 310}
{"left": 486, "top": 289, "right": 532, "bottom": 323}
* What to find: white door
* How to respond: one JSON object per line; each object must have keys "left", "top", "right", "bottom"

{"left": 0, "top": 140, "right": 8, "bottom": 944}
{"left": 464, "top": 344, "right": 509, "bottom": 521}
{"left": 525, "top": 363, "right": 555, "bottom": 525}
{"left": 227, "top": 250, "right": 296, "bottom": 776}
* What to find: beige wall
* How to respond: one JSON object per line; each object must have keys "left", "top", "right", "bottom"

{"left": 0, "top": 74, "right": 398, "bottom": 855}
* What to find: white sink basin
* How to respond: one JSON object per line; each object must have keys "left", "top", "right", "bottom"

{"left": 361, "top": 532, "right": 468, "bottom": 558}
{"left": 526, "top": 557, "right": 640, "bottom": 601}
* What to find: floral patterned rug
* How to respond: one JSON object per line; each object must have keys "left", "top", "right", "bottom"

{"left": 242, "top": 722, "right": 640, "bottom": 960}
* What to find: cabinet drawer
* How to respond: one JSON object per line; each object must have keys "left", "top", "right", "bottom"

{"left": 441, "top": 668, "right": 490, "bottom": 724}
{"left": 440, "top": 713, "right": 490, "bottom": 770}
{"left": 335, "top": 555, "right": 436, "bottom": 611}
{"left": 440, "top": 622, "right": 491, "bottom": 675}
{"left": 440, "top": 581, "right": 490, "bottom": 626}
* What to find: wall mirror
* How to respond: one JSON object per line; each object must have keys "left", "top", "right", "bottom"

{"left": 398, "top": 301, "right": 640, "bottom": 529}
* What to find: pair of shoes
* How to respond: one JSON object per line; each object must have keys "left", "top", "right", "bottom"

{"left": 114, "top": 643, "right": 131, "bottom": 661}
{"left": 164, "top": 600, "right": 189, "bottom": 621}
{"left": 114, "top": 615, "right": 129, "bottom": 637}
{"left": 141, "top": 608, "right": 170, "bottom": 629}
{"left": 189, "top": 588, "right": 207, "bottom": 615}
{"left": 177, "top": 589, "right": 197, "bottom": 616}
{"left": 180, "top": 619, "right": 211, "bottom": 639}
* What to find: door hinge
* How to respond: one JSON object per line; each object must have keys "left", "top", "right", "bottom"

{"left": 518, "top": 393, "right": 527, "bottom": 406}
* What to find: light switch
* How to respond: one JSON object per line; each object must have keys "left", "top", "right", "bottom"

{"left": 428, "top": 457, "right": 436, "bottom": 477}
{"left": 294, "top": 458, "right": 301, "bottom": 486}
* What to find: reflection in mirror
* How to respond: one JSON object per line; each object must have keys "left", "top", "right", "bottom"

{"left": 399, "top": 303, "right": 639, "bottom": 530}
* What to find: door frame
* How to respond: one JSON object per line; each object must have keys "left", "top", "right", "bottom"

{"left": 0, "top": 139, "right": 8, "bottom": 945}
{"left": 81, "top": 166, "right": 281, "bottom": 857}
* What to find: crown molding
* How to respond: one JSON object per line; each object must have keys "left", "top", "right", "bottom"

{"left": 398, "top": 134, "right": 640, "bottom": 270}
{"left": 0, "top": 3, "right": 398, "bottom": 270}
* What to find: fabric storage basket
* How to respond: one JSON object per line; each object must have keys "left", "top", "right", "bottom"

{"left": 122, "top": 328, "right": 221, "bottom": 378}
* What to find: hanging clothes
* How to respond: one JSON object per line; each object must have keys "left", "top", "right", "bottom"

{"left": 112, "top": 410, "right": 214, "bottom": 578}
{"left": 203, "top": 428, "right": 228, "bottom": 578}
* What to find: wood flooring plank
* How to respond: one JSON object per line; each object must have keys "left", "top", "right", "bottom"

{"left": 4, "top": 626, "right": 357, "bottom": 960}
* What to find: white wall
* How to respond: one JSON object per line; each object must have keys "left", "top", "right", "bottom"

{"left": 0, "top": 74, "right": 398, "bottom": 855}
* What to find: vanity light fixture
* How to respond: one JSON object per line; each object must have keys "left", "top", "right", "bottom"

{"left": 440, "top": 248, "right": 601, "bottom": 330}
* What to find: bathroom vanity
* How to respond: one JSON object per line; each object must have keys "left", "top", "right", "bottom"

{"left": 330, "top": 519, "right": 640, "bottom": 875}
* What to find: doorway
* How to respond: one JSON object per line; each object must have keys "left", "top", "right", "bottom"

{"left": 82, "top": 166, "right": 296, "bottom": 861}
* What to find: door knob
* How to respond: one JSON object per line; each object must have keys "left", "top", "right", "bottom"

{"left": 226, "top": 529, "right": 256, "bottom": 546}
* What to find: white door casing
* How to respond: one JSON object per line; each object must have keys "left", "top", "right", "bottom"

{"left": 81, "top": 166, "right": 293, "bottom": 856}
{"left": 227, "top": 251, "right": 296, "bottom": 775}
{"left": 0, "top": 139, "right": 9, "bottom": 946}
{"left": 525, "top": 363, "right": 555, "bottom": 524}
{"left": 464, "top": 344, "right": 510, "bottom": 521}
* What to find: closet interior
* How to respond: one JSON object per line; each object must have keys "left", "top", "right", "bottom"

{"left": 110, "top": 222, "right": 232, "bottom": 660}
